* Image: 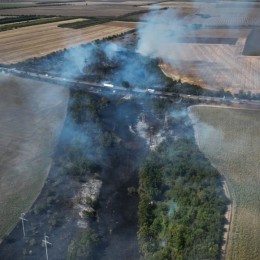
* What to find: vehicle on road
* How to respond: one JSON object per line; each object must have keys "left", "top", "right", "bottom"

{"left": 103, "top": 82, "right": 114, "bottom": 88}
{"left": 146, "top": 88, "right": 155, "bottom": 93}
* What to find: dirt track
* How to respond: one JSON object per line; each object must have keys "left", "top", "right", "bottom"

{"left": 0, "top": 20, "right": 138, "bottom": 64}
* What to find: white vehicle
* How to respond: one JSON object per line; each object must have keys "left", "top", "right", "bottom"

{"left": 103, "top": 83, "right": 114, "bottom": 88}
{"left": 146, "top": 88, "right": 155, "bottom": 93}
{"left": 45, "top": 74, "right": 49, "bottom": 77}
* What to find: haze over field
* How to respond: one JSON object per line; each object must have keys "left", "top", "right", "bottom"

{"left": 0, "top": 0, "right": 259, "bottom": 259}
{"left": 0, "top": 74, "right": 69, "bottom": 240}
{"left": 190, "top": 106, "right": 260, "bottom": 260}
{"left": 137, "top": 8, "right": 260, "bottom": 93}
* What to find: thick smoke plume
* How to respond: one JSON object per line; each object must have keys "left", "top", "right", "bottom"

{"left": 137, "top": 8, "right": 189, "bottom": 60}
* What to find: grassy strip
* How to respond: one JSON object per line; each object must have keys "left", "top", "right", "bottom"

{"left": 0, "top": 17, "right": 76, "bottom": 32}
{"left": 57, "top": 8, "right": 166, "bottom": 29}
{"left": 0, "top": 3, "right": 36, "bottom": 9}
{"left": 0, "top": 15, "right": 42, "bottom": 25}
{"left": 138, "top": 138, "right": 227, "bottom": 259}
{"left": 58, "top": 18, "right": 110, "bottom": 29}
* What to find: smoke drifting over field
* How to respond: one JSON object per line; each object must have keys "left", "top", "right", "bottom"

{"left": 137, "top": 8, "right": 188, "bottom": 59}
{"left": 136, "top": 5, "right": 260, "bottom": 93}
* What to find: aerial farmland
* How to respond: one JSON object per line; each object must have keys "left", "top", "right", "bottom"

{"left": 0, "top": 19, "right": 137, "bottom": 64}
{"left": 0, "top": 73, "right": 69, "bottom": 241}
{"left": 190, "top": 106, "right": 260, "bottom": 259}
{"left": 0, "top": 1, "right": 259, "bottom": 259}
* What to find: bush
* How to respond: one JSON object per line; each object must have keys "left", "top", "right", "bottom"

{"left": 67, "top": 229, "right": 100, "bottom": 260}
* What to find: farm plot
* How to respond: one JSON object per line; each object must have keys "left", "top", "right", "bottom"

{"left": 190, "top": 7, "right": 260, "bottom": 27}
{"left": 0, "top": 73, "right": 69, "bottom": 240}
{"left": 0, "top": 20, "right": 138, "bottom": 64}
{"left": 160, "top": 33, "right": 260, "bottom": 93}
{"left": 189, "top": 106, "right": 260, "bottom": 260}
{"left": 0, "top": 4, "right": 145, "bottom": 17}
{"left": 147, "top": 2, "right": 260, "bottom": 27}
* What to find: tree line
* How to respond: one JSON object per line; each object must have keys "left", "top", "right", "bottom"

{"left": 138, "top": 138, "right": 228, "bottom": 260}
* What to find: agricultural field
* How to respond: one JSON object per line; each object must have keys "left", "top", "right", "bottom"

{"left": 0, "top": 16, "right": 76, "bottom": 32}
{"left": 0, "top": 73, "right": 69, "bottom": 240}
{"left": 0, "top": 3, "right": 146, "bottom": 17}
{"left": 243, "top": 29, "right": 260, "bottom": 56}
{"left": 142, "top": 1, "right": 260, "bottom": 27}
{"left": 0, "top": 19, "right": 138, "bottom": 64}
{"left": 137, "top": 2, "right": 260, "bottom": 94}
{"left": 160, "top": 29, "right": 260, "bottom": 94}
{"left": 0, "top": 2, "right": 36, "bottom": 10}
{"left": 190, "top": 105, "right": 260, "bottom": 260}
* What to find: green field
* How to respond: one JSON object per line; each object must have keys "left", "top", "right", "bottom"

{"left": 0, "top": 3, "right": 36, "bottom": 9}
{"left": 190, "top": 106, "right": 260, "bottom": 260}
{"left": 58, "top": 18, "right": 109, "bottom": 29}
{"left": 0, "top": 16, "right": 75, "bottom": 32}
{"left": 0, "top": 74, "right": 69, "bottom": 240}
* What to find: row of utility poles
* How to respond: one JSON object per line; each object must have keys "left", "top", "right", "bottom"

{"left": 19, "top": 213, "right": 51, "bottom": 260}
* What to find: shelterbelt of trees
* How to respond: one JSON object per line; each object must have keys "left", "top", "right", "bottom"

{"left": 138, "top": 138, "right": 228, "bottom": 260}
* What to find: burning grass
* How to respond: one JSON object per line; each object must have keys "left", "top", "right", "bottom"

{"left": 190, "top": 105, "right": 260, "bottom": 260}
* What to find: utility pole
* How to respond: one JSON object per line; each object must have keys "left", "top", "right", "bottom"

{"left": 141, "top": 113, "right": 145, "bottom": 123}
{"left": 164, "top": 112, "right": 169, "bottom": 130}
{"left": 19, "top": 213, "right": 28, "bottom": 238}
{"left": 149, "top": 126, "right": 154, "bottom": 146}
{"left": 42, "top": 234, "right": 52, "bottom": 260}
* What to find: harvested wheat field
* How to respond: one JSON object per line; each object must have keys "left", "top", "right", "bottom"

{"left": 160, "top": 33, "right": 260, "bottom": 93}
{"left": 0, "top": 73, "right": 69, "bottom": 240}
{"left": 0, "top": 4, "right": 145, "bottom": 17}
{"left": 0, "top": 20, "right": 138, "bottom": 64}
{"left": 190, "top": 105, "right": 260, "bottom": 260}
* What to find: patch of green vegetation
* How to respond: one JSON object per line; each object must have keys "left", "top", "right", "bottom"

{"left": 0, "top": 15, "right": 42, "bottom": 25}
{"left": 138, "top": 138, "right": 227, "bottom": 259}
{"left": 58, "top": 18, "right": 110, "bottom": 29}
{"left": 0, "top": 3, "right": 36, "bottom": 9}
{"left": 0, "top": 17, "right": 76, "bottom": 32}
{"left": 67, "top": 229, "right": 100, "bottom": 260}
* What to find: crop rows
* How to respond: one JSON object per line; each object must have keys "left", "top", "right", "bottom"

{"left": 160, "top": 37, "right": 260, "bottom": 93}
{"left": 190, "top": 106, "right": 260, "bottom": 260}
{"left": 0, "top": 20, "right": 137, "bottom": 64}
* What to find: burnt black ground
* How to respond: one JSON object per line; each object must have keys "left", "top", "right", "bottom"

{"left": 95, "top": 99, "right": 148, "bottom": 259}
{"left": 0, "top": 94, "right": 148, "bottom": 260}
